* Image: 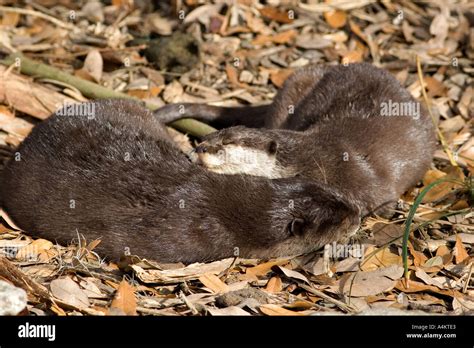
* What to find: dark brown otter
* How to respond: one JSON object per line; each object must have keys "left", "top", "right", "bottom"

{"left": 153, "top": 63, "right": 422, "bottom": 131}
{"left": 0, "top": 99, "right": 361, "bottom": 263}
{"left": 193, "top": 116, "right": 436, "bottom": 216}
{"left": 186, "top": 63, "right": 437, "bottom": 215}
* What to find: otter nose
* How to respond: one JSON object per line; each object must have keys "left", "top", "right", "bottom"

{"left": 195, "top": 146, "right": 207, "bottom": 153}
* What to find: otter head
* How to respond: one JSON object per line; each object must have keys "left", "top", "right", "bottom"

{"left": 194, "top": 126, "right": 284, "bottom": 178}
{"left": 271, "top": 179, "right": 362, "bottom": 257}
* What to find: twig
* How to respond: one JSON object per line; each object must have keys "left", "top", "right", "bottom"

{"left": 0, "top": 5, "right": 74, "bottom": 30}
{"left": 0, "top": 53, "right": 217, "bottom": 137}
{"left": 178, "top": 291, "right": 199, "bottom": 315}
{"left": 463, "top": 262, "right": 473, "bottom": 294}
{"left": 299, "top": 0, "right": 376, "bottom": 12}
{"left": 298, "top": 283, "right": 356, "bottom": 313}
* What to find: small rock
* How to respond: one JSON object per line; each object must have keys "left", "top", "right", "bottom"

{"left": 239, "top": 70, "right": 254, "bottom": 84}
{"left": 0, "top": 280, "right": 27, "bottom": 315}
{"left": 215, "top": 288, "right": 268, "bottom": 308}
{"left": 81, "top": 1, "right": 104, "bottom": 23}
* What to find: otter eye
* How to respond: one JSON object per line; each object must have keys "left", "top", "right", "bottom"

{"left": 288, "top": 218, "right": 305, "bottom": 236}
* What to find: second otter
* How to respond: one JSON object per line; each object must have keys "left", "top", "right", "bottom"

{"left": 172, "top": 63, "right": 437, "bottom": 215}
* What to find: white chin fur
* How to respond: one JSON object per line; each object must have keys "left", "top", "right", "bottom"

{"left": 200, "top": 145, "right": 288, "bottom": 179}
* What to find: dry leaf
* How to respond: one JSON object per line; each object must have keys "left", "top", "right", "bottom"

{"left": 199, "top": 273, "right": 229, "bottom": 293}
{"left": 424, "top": 76, "right": 446, "bottom": 97}
{"left": 245, "top": 259, "right": 289, "bottom": 277}
{"left": 0, "top": 111, "right": 33, "bottom": 140}
{"left": 50, "top": 277, "right": 90, "bottom": 309}
{"left": 395, "top": 280, "right": 461, "bottom": 298}
{"left": 274, "top": 266, "right": 310, "bottom": 284}
{"left": 265, "top": 276, "right": 282, "bottom": 293}
{"left": 131, "top": 258, "right": 234, "bottom": 284}
{"left": 454, "top": 235, "right": 469, "bottom": 264}
{"left": 259, "top": 304, "right": 305, "bottom": 316}
{"left": 82, "top": 50, "right": 103, "bottom": 83}
{"left": 259, "top": 7, "right": 293, "bottom": 24}
{"left": 324, "top": 10, "right": 347, "bottom": 29}
{"left": 16, "top": 239, "right": 53, "bottom": 261}
{"left": 252, "top": 30, "right": 297, "bottom": 45}
{"left": 109, "top": 280, "right": 137, "bottom": 315}
{"left": 337, "top": 265, "right": 403, "bottom": 297}
{"left": 225, "top": 64, "right": 244, "bottom": 87}
{"left": 361, "top": 246, "right": 403, "bottom": 271}
{"left": 270, "top": 69, "right": 293, "bottom": 88}
{"left": 208, "top": 306, "right": 250, "bottom": 316}
{"left": 408, "top": 241, "right": 428, "bottom": 267}
{"left": 342, "top": 50, "right": 363, "bottom": 64}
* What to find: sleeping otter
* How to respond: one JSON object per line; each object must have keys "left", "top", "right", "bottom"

{"left": 152, "top": 63, "right": 424, "bottom": 131}
{"left": 163, "top": 63, "right": 436, "bottom": 215}
{"left": 193, "top": 116, "right": 435, "bottom": 216}
{"left": 0, "top": 99, "right": 361, "bottom": 263}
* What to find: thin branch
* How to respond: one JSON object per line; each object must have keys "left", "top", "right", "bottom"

{"left": 0, "top": 5, "right": 74, "bottom": 30}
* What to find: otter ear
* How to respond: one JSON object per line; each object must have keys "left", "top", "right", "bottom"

{"left": 288, "top": 218, "right": 305, "bottom": 236}
{"left": 268, "top": 140, "right": 278, "bottom": 155}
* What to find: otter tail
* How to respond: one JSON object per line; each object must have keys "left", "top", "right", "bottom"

{"left": 152, "top": 103, "right": 271, "bottom": 129}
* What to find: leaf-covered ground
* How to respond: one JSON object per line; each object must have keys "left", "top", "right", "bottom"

{"left": 0, "top": 0, "right": 472, "bottom": 316}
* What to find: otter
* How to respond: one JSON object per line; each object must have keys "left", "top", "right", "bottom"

{"left": 193, "top": 116, "right": 435, "bottom": 216}
{"left": 152, "top": 63, "right": 420, "bottom": 131}
{"left": 0, "top": 99, "right": 361, "bottom": 264}
{"left": 172, "top": 63, "right": 437, "bottom": 215}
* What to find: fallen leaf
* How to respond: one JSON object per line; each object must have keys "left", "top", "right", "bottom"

{"left": 447, "top": 233, "right": 474, "bottom": 245}
{"left": 361, "top": 246, "right": 403, "bottom": 271}
{"left": 324, "top": 10, "right": 347, "bottom": 29}
{"left": 371, "top": 223, "right": 403, "bottom": 246}
{"left": 337, "top": 265, "right": 403, "bottom": 297}
{"left": 146, "top": 13, "right": 174, "bottom": 36}
{"left": 245, "top": 259, "right": 289, "bottom": 277}
{"left": 273, "top": 266, "right": 310, "bottom": 284}
{"left": 1, "top": 12, "right": 20, "bottom": 27}
{"left": 342, "top": 50, "right": 364, "bottom": 64}
{"left": 0, "top": 111, "right": 33, "bottom": 140}
{"left": 395, "top": 280, "right": 461, "bottom": 298}
{"left": 109, "top": 280, "right": 137, "bottom": 315}
{"left": 82, "top": 49, "right": 103, "bottom": 83}
{"left": 259, "top": 304, "right": 305, "bottom": 316}
{"left": 252, "top": 30, "right": 297, "bottom": 45}
{"left": 16, "top": 239, "right": 53, "bottom": 261}
{"left": 264, "top": 276, "right": 282, "bottom": 293}
{"left": 131, "top": 258, "right": 234, "bottom": 284}
{"left": 415, "top": 269, "right": 446, "bottom": 289}
{"left": 225, "top": 64, "right": 245, "bottom": 87}
{"left": 259, "top": 7, "right": 293, "bottom": 24}
{"left": 424, "top": 76, "right": 447, "bottom": 97}
{"left": 199, "top": 273, "right": 229, "bottom": 293}
{"left": 408, "top": 241, "right": 428, "bottom": 267}
{"left": 208, "top": 306, "right": 250, "bottom": 316}
{"left": 50, "top": 277, "right": 90, "bottom": 309}
{"left": 454, "top": 235, "right": 469, "bottom": 264}
{"left": 270, "top": 69, "right": 293, "bottom": 88}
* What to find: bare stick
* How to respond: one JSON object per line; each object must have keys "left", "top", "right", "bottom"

{"left": 0, "top": 5, "right": 74, "bottom": 30}
{"left": 0, "top": 53, "right": 217, "bottom": 137}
